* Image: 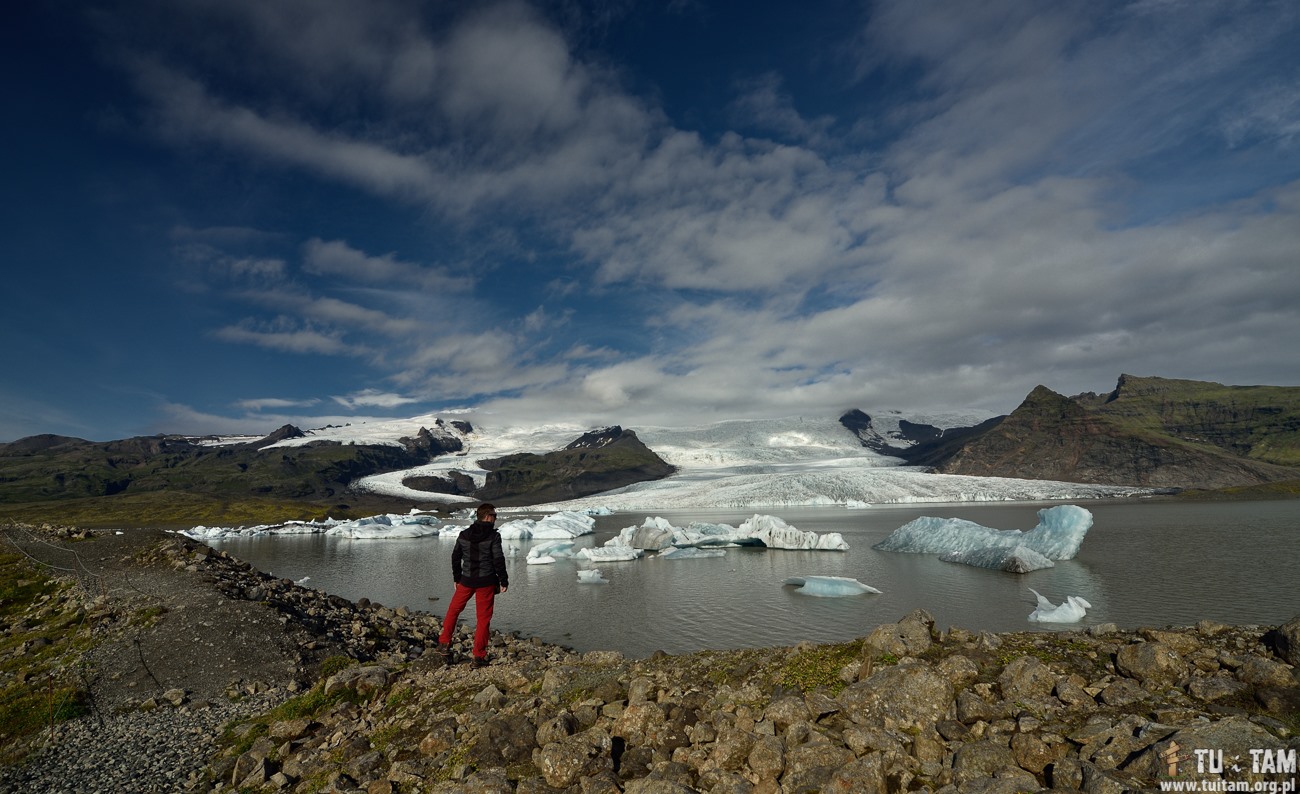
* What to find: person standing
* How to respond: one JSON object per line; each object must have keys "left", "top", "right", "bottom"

{"left": 437, "top": 503, "right": 508, "bottom": 667}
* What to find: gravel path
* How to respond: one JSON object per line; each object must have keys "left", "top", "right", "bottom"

{"left": 0, "top": 694, "right": 281, "bottom": 793}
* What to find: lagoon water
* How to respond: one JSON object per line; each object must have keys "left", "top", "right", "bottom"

{"left": 204, "top": 499, "right": 1299, "bottom": 658}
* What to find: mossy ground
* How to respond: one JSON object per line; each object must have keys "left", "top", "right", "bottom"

{"left": 0, "top": 542, "right": 94, "bottom": 763}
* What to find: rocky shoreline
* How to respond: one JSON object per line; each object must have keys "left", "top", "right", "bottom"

{"left": 1, "top": 526, "right": 1298, "bottom": 793}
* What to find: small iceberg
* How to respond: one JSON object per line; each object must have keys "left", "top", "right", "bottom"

{"left": 1027, "top": 588, "right": 1091, "bottom": 623}
{"left": 783, "top": 576, "right": 882, "bottom": 597}
{"left": 656, "top": 547, "right": 726, "bottom": 560}
{"left": 577, "top": 546, "right": 644, "bottom": 562}
{"left": 577, "top": 569, "right": 608, "bottom": 584}
{"left": 526, "top": 540, "right": 577, "bottom": 565}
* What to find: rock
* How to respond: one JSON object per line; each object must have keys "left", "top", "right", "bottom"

{"left": 1235, "top": 655, "right": 1296, "bottom": 687}
{"left": 746, "top": 735, "right": 784, "bottom": 781}
{"left": 779, "top": 742, "right": 854, "bottom": 792}
{"left": 1115, "top": 642, "right": 1185, "bottom": 689}
{"left": 862, "top": 609, "right": 935, "bottom": 658}
{"left": 533, "top": 727, "right": 613, "bottom": 788}
{"left": 822, "top": 753, "right": 889, "bottom": 794}
{"left": 324, "top": 665, "right": 390, "bottom": 696}
{"left": 1186, "top": 674, "right": 1249, "bottom": 702}
{"left": 951, "top": 740, "right": 1018, "bottom": 786}
{"left": 839, "top": 662, "right": 953, "bottom": 731}
{"left": 1263, "top": 615, "right": 1300, "bottom": 666}
{"left": 1098, "top": 677, "right": 1148, "bottom": 707}
{"left": 998, "top": 654, "right": 1057, "bottom": 700}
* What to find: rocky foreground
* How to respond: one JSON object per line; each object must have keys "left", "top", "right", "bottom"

{"left": 2, "top": 528, "right": 1298, "bottom": 793}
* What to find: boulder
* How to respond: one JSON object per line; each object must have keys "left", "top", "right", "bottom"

{"left": 839, "top": 662, "right": 954, "bottom": 731}
{"left": 1115, "top": 642, "right": 1185, "bottom": 689}
{"left": 1263, "top": 615, "right": 1300, "bottom": 666}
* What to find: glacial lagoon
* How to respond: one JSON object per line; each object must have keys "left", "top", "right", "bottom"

{"left": 199, "top": 499, "right": 1299, "bottom": 658}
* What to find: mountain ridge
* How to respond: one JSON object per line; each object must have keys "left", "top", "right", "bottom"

{"left": 922, "top": 375, "right": 1300, "bottom": 489}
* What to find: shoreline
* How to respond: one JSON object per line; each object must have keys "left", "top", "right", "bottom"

{"left": 1, "top": 523, "right": 1297, "bottom": 792}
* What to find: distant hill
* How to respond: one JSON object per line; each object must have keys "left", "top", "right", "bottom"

{"left": 915, "top": 375, "right": 1300, "bottom": 489}
{"left": 0, "top": 420, "right": 674, "bottom": 526}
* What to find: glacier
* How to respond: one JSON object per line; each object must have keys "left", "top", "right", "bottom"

{"left": 1027, "top": 588, "right": 1092, "bottom": 622}
{"left": 341, "top": 415, "right": 1154, "bottom": 511}
{"left": 783, "top": 576, "right": 882, "bottom": 597}
{"left": 872, "top": 504, "right": 1092, "bottom": 562}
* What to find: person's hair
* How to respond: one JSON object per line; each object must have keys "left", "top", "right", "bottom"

{"left": 477, "top": 503, "right": 497, "bottom": 521}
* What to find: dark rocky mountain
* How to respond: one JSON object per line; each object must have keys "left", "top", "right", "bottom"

{"left": 473, "top": 426, "right": 674, "bottom": 505}
{"left": 922, "top": 376, "right": 1300, "bottom": 489}
{"left": 839, "top": 409, "right": 1006, "bottom": 464}
{"left": 0, "top": 420, "right": 673, "bottom": 525}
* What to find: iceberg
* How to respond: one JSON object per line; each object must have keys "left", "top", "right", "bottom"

{"left": 656, "top": 547, "right": 726, "bottom": 559}
{"left": 783, "top": 576, "right": 881, "bottom": 596}
{"left": 1027, "top": 588, "right": 1091, "bottom": 623}
{"left": 497, "top": 511, "right": 596, "bottom": 540}
{"left": 873, "top": 504, "right": 1092, "bottom": 561}
{"left": 577, "top": 546, "right": 644, "bottom": 562}
{"left": 740, "top": 514, "right": 849, "bottom": 551}
{"left": 940, "top": 544, "right": 1056, "bottom": 573}
{"left": 577, "top": 569, "right": 608, "bottom": 584}
{"left": 526, "top": 540, "right": 577, "bottom": 565}
{"left": 178, "top": 511, "right": 442, "bottom": 541}
{"left": 608, "top": 514, "right": 848, "bottom": 552}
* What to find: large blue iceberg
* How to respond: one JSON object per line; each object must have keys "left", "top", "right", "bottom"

{"left": 872, "top": 504, "right": 1092, "bottom": 571}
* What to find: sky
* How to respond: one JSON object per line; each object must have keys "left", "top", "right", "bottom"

{"left": 4, "top": 0, "right": 1300, "bottom": 442}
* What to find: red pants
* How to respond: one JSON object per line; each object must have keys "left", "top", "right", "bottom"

{"left": 438, "top": 583, "right": 496, "bottom": 659}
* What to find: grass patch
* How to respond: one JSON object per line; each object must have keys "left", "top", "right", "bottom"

{"left": 0, "top": 545, "right": 95, "bottom": 764}
{"left": 779, "top": 640, "right": 863, "bottom": 694}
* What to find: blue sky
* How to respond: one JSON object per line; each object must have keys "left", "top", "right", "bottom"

{"left": 4, "top": 0, "right": 1300, "bottom": 442}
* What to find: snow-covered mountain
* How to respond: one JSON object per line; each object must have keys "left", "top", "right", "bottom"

{"left": 246, "top": 411, "right": 1152, "bottom": 510}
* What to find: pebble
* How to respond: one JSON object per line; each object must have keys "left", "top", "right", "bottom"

{"left": 0, "top": 695, "right": 282, "bottom": 793}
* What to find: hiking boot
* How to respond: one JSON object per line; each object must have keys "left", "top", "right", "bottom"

{"left": 435, "top": 644, "right": 453, "bottom": 665}
{"left": 471, "top": 656, "right": 488, "bottom": 669}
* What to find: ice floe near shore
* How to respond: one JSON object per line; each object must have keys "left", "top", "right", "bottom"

{"left": 1027, "top": 588, "right": 1092, "bottom": 622}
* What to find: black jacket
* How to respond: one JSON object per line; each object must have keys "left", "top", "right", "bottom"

{"left": 451, "top": 520, "right": 508, "bottom": 589}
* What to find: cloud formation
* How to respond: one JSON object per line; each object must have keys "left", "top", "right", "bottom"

{"left": 4, "top": 0, "right": 1298, "bottom": 440}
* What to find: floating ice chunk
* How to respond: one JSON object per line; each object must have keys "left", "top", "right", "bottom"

{"left": 497, "top": 511, "right": 596, "bottom": 540}
{"left": 940, "top": 544, "right": 1056, "bottom": 573}
{"left": 577, "top": 569, "right": 608, "bottom": 584}
{"left": 783, "top": 576, "right": 881, "bottom": 596}
{"left": 845, "top": 500, "right": 872, "bottom": 509}
{"left": 873, "top": 505, "right": 1092, "bottom": 560}
{"left": 1027, "top": 588, "right": 1091, "bottom": 623}
{"left": 656, "top": 547, "right": 726, "bottom": 559}
{"left": 740, "top": 515, "right": 849, "bottom": 551}
{"left": 325, "top": 516, "right": 441, "bottom": 539}
{"left": 527, "top": 540, "right": 577, "bottom": 565}
{"left": 577, "top": 546, "right": 644, "bottom": 562}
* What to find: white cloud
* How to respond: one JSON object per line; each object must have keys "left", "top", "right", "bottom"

{"left": 212, "top": 319, "right": 370, "bottom": 357}
{"left": 302, "top": 238, "right": 472, "bottom": 292}
{"left": 102, "top": 0, "right": 1300, "bottom": 432}
{"left": 331, "top": 389, "right": 421, "bottom": 409}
